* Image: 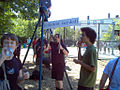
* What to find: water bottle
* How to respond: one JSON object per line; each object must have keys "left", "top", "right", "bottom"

{"left": 6, "top": 48, "right": 13, "bottom": 56}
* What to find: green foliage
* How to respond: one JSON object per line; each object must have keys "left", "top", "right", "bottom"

{"left": 0, "top": 0, "right": 39, "bottom": 37}
{"left": 0, "top": 0, "right": 82, "bottom": 46}
{"left": 101, "top": 25, "right": 112, "bottom": 40}
{"left": 115, "top": 19, "right": 120, "bottom": 30}
{"left": 53, "top": 26, "right": 81, "bottom": 46}
{"left": 102, "top": 19, "right": 120, "bottom": 41}
{"left": 10, "top": 19, "right": 37, "bottom": 39}
{"left": 0, "top": 0, "right": 39, "bottom": 19}
{"left": 0, "top": 1, "right": 17, "bottom": 35}
{"left": 54, "top": 26, "right": 81, "bottom": 39}
{"left": 16, "top": 0, "right": 39, "bottom": 20}
{"left": 74, "top": 27, "right": 81, "bottom": 40}
{"left": 54, "top": 27, "right": 75, "bottom": 39}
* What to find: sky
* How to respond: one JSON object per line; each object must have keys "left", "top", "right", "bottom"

{"left": 49, "top": 0, "right": 120, "bottom": 21}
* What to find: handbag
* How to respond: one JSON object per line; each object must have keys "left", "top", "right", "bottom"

{"left": 0, "top": 63, "right": 10, "bottom": 90}
{"left": 100, "top": 57, "right": 119, "bottom": 90}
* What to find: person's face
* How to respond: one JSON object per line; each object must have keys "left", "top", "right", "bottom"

{"left": 43, "top": 44, "right": 46, "bottom": 49}
{"left": 81, "top": 32, "right": 89, "bottom": 43}
{"left": 3, "top": 38, "right": 17, "bottom": 52}
{"left": 54, "top": 35, "right": 59, "bottom": 43}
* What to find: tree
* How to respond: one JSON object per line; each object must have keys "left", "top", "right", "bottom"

{"left": 101, "top": 18, "right": 120, "bottom": 41}
{"left": 53, "top": 26, "right": 81, "bottom": 46}
{"left": 0, "top": 1, "right": 17, "bottom": 35}
{"left": 0, "top": 0, "right": 39, "bottom": 36}
{"left": 101, "top": 25, "right": 112, "bottom": 41}
{"left": 10, "top": 19, "right": 37, "bottom": 39}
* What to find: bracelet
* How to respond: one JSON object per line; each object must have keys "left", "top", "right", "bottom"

{"left": 62, "top": 48, "right": 65, "bottom": 51}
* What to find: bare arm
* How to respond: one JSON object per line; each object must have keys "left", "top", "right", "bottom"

{"left": 73, "top": 59, "right": 96, "bottom": 72}
{"left": 45, "top": 44, "right": 51, "bottom": 51}
{"left": 48, "top": 34, "right": 53, "bottom": 44}
{"left": 17, "top": 70, "right": 25, "bottom": 83}
{"left": 77, "top": 40, "right": 83, "bottom": 61}
{"left": 99, "top": 73, "right": 108, "bottom": 89}
{"left": 62, "top": 48, "right": 69, "bottom": 56}
{"left": 17, "top": 70, "right": 30, "bottom": 83}
{"left": 59, "top": 45, "right": 68, "bottom": 56}
{"left": 78, "top": 47, "right": 82, "bottom": 61}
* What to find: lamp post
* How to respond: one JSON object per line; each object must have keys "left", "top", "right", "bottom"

{"left": 74, "top": 26, "right": 75, "bottom": 46}
{"left": 97, "top": 23, "right": 100, "bottom": 59}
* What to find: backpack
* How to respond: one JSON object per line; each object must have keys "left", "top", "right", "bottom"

{"left": 29, "top": 70, "right": 43, "bottom": 81}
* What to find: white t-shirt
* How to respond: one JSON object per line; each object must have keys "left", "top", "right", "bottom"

{"left": 104, "top": 57, "right": 120, "bottom": 90}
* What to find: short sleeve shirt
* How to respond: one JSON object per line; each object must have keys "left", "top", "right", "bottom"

{"left": 104, "top": 58, "right": 120, "bottom": 89}
{"left": 50, "top": 42, "right": 68, "bottom": 65}
{"left": 0, "top": 56, "right": 22, "bottom": 90}
{"left": 78, "top": 45, "right": 97, "bottom": 87}
{"left": 27, "top": 39, "right": 31, "bottom": 44}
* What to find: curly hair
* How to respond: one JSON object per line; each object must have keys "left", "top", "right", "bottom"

{"left": 1, "top": 33, "right": 19, "bottom": 47}
{"left": 81, "top": 27, "right": 97, "bottom": 44}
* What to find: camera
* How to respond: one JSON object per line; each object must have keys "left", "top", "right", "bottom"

{"left": 39, "top": 0, "right": 51, "bottom": 9}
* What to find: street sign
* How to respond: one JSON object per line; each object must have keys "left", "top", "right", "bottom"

{"left": 44, "top": 18, "right": 79, "bottom": 29}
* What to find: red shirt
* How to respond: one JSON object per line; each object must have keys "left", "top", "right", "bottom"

{"left": 32, "top": 40, "right": 37, "bottom": 46}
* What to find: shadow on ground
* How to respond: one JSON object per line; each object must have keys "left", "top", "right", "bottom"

{"left": 19, "top": 60, "right": 101, "bottom": 90}
{"left": 19, "top": 61, "right": 79, "bottom": 90}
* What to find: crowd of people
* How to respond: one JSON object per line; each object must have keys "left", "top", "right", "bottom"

{"left": 0, "top": 27, "right": 120, "bottom": 90}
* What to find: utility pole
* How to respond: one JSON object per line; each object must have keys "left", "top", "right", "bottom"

{"left": 74, "top": 26, "right": 75, "bottom": 46}
{"left": 97, "top": 23, "right": 100, "bottom": 59}
{"left": 112, "top": 22, "right": 115, "bottom": 55}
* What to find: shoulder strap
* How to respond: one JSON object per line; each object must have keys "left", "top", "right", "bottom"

{"left": 2, "top": 63, "right": 11, "bottom": 90}
{"left": 108, "top": 57, "right": 119, "bottom": 88}
{"left": 2, "top": 63, "right": 7, "bottom": 80}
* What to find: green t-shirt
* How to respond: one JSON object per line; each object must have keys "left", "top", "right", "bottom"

{"left": 78, "top": 45, "right": 97, "bottom": 87}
